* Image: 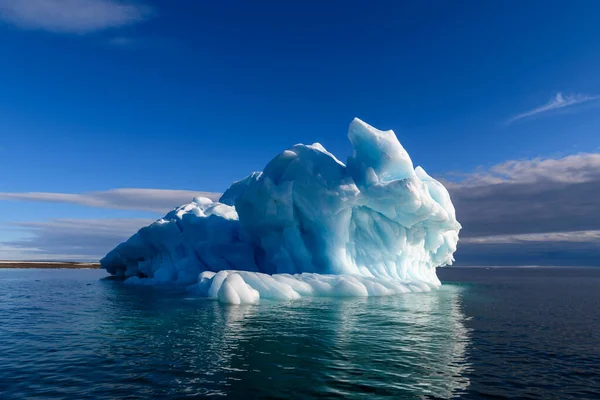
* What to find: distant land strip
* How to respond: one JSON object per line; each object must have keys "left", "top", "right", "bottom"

{"left": 0, "top": 261, "right": 100, "bottom": 269}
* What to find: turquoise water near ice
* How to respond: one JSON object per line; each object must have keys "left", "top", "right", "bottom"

{"left": 1, "top": 267, "right": 599, "bottom": 399}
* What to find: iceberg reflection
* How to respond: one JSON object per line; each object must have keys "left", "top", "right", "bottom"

{"left": 98, "top": 281, "right": 470, "bottom": 398}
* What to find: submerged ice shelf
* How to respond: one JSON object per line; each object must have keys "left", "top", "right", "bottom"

{"left": 102, "top": 118, "right": 461, "bottom": 304}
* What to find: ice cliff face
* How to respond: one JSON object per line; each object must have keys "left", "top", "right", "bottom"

{"left": 101, "top": 119, "right": 461, "bottom": 303}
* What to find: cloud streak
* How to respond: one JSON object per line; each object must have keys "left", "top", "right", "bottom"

{"left": 445, "top": 153, "right": 600, "bottom": 186}
{"left": 444, "top": 153, "right": 600, "bottom": 239}
{"left": 508, "top": 92, "right": 600, "bottom": 123}
{"left": 2, "top": 218, "right": 152, "bottom": 260}
{"left": 460, "top": 230, "right": 600, "bottom": 244}
{"left": 0, "top": 189, "right": 221, "bottom": 214}
{"left": 442, "top": 152, "right": 600, "bottom": 266}
{"left": 0, "top": 0, "right": 152, "bottom": 34}
{"left": 107, "top": 36, "right": 137, "bottom": 47}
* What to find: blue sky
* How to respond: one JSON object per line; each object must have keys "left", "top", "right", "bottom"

{"left": 1, "top": 0, "right": 600, "bottom": 263}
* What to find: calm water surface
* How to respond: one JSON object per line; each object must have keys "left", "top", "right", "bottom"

{"left": 0, "top": 267, "right": 598, "bottom": 399}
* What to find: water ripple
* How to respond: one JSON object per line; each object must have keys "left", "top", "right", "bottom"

{"left": 1, "top": 268, "right": 599, "bottom": 399}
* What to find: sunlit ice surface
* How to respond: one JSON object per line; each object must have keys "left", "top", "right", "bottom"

{"left": 101, "top": 119, "right": 461, "bottom": 303}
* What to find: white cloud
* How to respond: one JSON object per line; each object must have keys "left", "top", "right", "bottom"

{"left": 460, "top": 230, "right": 600, "bottom": 244}
{"left": 444, "top": 153, "right": 600, "bottom": 187}
{"left": 0, "top": 188, "right": 221, "bottom": 213}
{"left": 0, "top": 188, "right": 222, "bottom": 260}
{"left": 439, "top": 152, "right": 600, "bottom": 265}
{"left": 107, "top": 35, "right": 136, "bottom": 46}
{"left": 443, "top": 152, "right": 600, "bottom": 238}
{"left": 0, "top": 0, "right": 152, "bottom": 33}
{"left": 508, "top": 92, "right": 600, "bottom": 123}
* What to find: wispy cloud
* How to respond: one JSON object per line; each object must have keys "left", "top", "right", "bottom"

{"left": 105, "top": 35, "right": 164, "bottom": 50}
{"left": 107, "top": 35, "right": 137, "bottom": 47}
{"left": 508, "top": 92, "right": 600, "bottom": 123}
{"left": 1, "top": 218, "right": 152, "bottom": 261}
{"left": 455, "top": 236, "right": 600, "bottom": 267}
{"left": 0, "top": 188, "right": 221, "bottom": 259}
{"left": 0, "top": 243, "right": 94, "bottom": 261}
{"left": 460, "top": 230, "right": 600, "bottom": 244}
{"left": 0, "top": 0, "right": 152, "bottom": 34}
{"left": 444, "top": 153, "right": 600, "bottom": 187}
{"left": 443, "top": 152, "right": 600, "bottom": 239}
{"left": 439, "top": 152, "right": 600, "bottom": 266}
{"left": 0, "top": 189, "right": 221, "bottom": 213}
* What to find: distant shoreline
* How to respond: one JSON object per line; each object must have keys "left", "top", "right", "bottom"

{"left": 0, "top": 261, "right": 100, "bottom": 269}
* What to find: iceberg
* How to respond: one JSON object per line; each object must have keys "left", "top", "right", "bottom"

{"left": 101, "top": 119, "right": 461, "bottom": 304}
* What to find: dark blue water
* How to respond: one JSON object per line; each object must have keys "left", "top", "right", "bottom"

{"left": 0, "top": 267, "right": 598, "bottom": 399}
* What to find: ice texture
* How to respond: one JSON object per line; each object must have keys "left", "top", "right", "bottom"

{"left": 101, "top": 119, "right": 461, "bottom": 303}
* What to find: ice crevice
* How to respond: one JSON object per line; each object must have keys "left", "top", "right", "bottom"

{"left": 101, "top": 118, "right": 461, "bottom": 304}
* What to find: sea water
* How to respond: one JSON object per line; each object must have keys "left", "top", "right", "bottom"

{"left": 0, "top": 267, "right": 598, "bottom": 399}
